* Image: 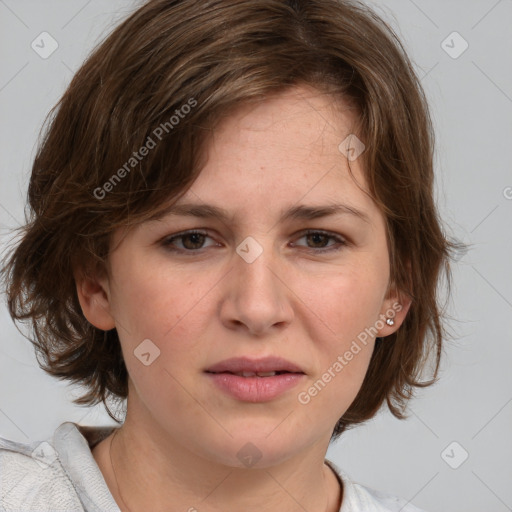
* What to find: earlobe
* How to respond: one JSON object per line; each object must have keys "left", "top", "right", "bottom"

{"left": 378, "top": 261, "right": 413, "bottom": 337}
{"left": 377, "top": 291, "right": 412, "bottom": 337}
{"left": 75, "top": 272, "right": 116, "bottom": 331}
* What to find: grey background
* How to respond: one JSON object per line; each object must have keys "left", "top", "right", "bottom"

{"left": 0, "top": 1, "right": 511, "bottom": 511}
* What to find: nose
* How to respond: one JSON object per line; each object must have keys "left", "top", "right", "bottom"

{"left": 219, "top": 240, "right": 294, "bottom": 336}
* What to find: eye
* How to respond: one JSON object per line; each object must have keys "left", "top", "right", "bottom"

{"left": 291, "top": 230, "right": 347, "bottom": 253}
{"left": 161, "top": 229, "right": 347, "bottom": 254}
{"left": 162, "top": 230, "right": 219, "bottom": 252}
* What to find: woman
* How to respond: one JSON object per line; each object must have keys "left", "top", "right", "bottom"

{"left": 0, "top": 0, "right": 458, "bottom": 510}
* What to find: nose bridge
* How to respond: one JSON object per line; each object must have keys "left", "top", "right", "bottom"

{"left": 222, "top": 235, "right": 293, "bottom": 333}
{"left": 234, "top": 234, "right": 281, "bottom": 300}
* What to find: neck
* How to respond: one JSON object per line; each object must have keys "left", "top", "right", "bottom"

{"left": 101, "top": 410, "right": 342, "bottom": 512}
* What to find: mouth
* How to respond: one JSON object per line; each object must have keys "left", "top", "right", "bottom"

{"left": 203, "top": 356, "right": 306, "bottom": 402}
{"left": 204, "top": 368, "right": 306, "bottom": 402}
{"left": 205, "top": 370, "right": 302, "bottom": 377}
{"left": 204, "top": 356, "right": 306, "bottom": 376}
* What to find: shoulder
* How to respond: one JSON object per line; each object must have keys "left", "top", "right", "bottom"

{"left": 0, "top": 428, "right": 84, "bottom": 511}
{"left": 0, "top": 421, "right": 119, "bottom": 512}
{"left": 348, "top": 484, "right": 428, "bottom": 512}
{"left": 325, "top": 459, "right": 428, "bottom": 512}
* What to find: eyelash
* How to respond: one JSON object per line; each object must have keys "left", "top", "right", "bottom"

{"left": 162, "top": 229, "right": 347, "bottom": 255}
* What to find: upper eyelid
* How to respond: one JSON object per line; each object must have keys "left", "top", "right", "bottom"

{"left": 164, "top": 228, "right": 344, "bottom": 239}
{"left": 291, "top": 229, "right": 345, "bottom": 241}
{"left": 163, "top": 229, "right": 346, "bottom": 248}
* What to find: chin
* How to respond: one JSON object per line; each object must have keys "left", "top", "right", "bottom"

{"left": 200, "top": 431, "right": 308, "bottom": 470}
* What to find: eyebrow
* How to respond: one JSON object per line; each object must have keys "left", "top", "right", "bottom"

{"left": 153, "top": 202, "right": 371, "bottom": 225}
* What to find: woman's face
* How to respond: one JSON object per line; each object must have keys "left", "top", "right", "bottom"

{"left": 82, "top": 85, "right": 408, "bottom": 467}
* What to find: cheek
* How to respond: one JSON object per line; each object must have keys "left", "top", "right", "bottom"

{"left": 109, "top": 252, "right": 219, "bottom": 342}
{"left": 292, "top": 265, "right": 385, "bottom": 409}
{"left": 109, "top": 256, "right": 218, "bottom": 399}
{"left": 296, "top": 341, "right": 374, "bottom": 427}
{"left": 297, "top": 263, "right": 388, "bottom": 340}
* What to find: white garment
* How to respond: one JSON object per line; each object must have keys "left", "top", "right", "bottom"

{"left": 0, "top": 422, "right": 427, "bottom": 512}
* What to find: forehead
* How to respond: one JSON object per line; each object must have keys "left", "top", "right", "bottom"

{"left": 177, "top": 86, "right": 374, "bottom": 215}
{"left": 208, "top": 85, "right": 360, "bottom": 155}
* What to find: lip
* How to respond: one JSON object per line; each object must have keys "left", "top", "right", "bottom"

{"left": 205, "top": 372, "right": 306, "bottom": 402}
{"left": 205, "top": 356, "right": 305, "bottom": 374}
{"left": 204, "top": 356, "right": 306, "bottom": 403}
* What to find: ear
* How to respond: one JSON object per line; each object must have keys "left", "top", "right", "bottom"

{"left": 376, "top": 284, "right": 412, "bottom": 338}
{"left": 375, "top": 257, "right": 413, "bottom": 337}
{"left": 74, "top": 268, "right": 116, "bottom": 331}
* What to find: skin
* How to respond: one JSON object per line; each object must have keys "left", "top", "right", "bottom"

{"left": 77, "top": 84, "right": 411, "bottom": 512}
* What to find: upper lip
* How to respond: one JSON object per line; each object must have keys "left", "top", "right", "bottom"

{"left": 205, "top": 356, "right": 305, "bottom": 374}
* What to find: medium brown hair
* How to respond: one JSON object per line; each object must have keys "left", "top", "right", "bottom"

{"left": 2, "top": 0, "right": 460, "bottom": 438}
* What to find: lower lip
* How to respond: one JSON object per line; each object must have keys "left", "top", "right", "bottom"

{"left": 205, "top": 372, "right": 306, "bottom": 402}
